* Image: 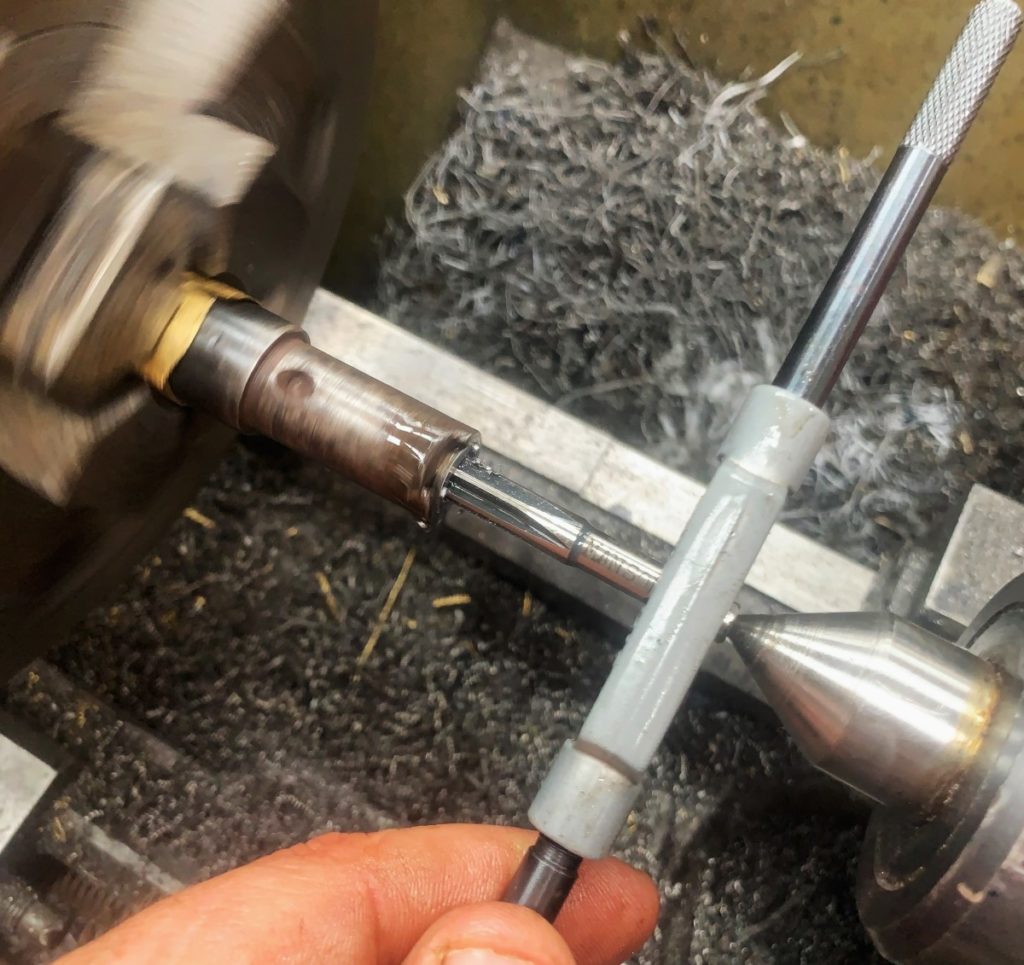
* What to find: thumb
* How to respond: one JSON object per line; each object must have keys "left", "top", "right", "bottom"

{"left": 401, "top": 901, "right": 576, "bottom": 965}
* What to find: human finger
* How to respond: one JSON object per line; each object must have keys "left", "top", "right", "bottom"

{"left": 59, "top": 824, "right": 658, "bottom": 965}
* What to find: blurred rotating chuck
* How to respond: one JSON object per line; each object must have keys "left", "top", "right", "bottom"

{"left": 0, "top": 0, "right": 379, "bottom": 679}
{"left": 728, "top": 576, "right": 1024, "bottom": 965}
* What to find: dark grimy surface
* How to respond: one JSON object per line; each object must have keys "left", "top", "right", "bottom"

{"left": 4, "top": 443, "right": 878, "bottom": 962}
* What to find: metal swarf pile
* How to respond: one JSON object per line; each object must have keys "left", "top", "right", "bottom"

{"left": 377, "top": 25, "right": 1024, "bottom": 566}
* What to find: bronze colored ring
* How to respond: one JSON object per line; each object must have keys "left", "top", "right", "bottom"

{"left": 140, "top": 275, "right": 249, "bottom": 398}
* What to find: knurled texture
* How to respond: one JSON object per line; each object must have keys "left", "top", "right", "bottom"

{"left": 904, "top": 0, "right": 1022, "bottom": 163}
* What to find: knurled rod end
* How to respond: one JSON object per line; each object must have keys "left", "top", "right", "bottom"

{"left": 903, "top": 0, "right": 1022, "bottom": 164}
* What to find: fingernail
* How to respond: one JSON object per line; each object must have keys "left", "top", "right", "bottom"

{"left": 442, "top": 950, "right": 534, "bottom": 965}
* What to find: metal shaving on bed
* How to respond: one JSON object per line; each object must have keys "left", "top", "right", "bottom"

{"left": 377, "top": 24, "right": 1024, "bottom": 566}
